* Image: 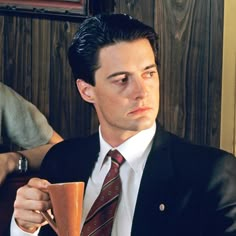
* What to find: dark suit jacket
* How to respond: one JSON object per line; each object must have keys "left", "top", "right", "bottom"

{"left": 39, "top": 124, "right": 236, "bottom": 236}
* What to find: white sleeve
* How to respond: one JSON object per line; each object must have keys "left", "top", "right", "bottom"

{"left": 10, "top": 216, "right": 40, "bottom": 236}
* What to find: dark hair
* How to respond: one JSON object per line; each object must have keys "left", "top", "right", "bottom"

{"left": 68, "top": 14, "right": 159, "bottom": 85}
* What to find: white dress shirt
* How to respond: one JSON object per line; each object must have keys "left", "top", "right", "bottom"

{"left": 11, "top": 123, "right": 156, "bottom": 236}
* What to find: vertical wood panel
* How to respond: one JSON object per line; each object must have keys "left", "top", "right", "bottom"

{"left": 115, "top": 0, "right": 155, "bottom": 27}
{"left": 4, "top": 16, "right": 32, "bottom": 99}
{"left": 155, "top": 0, "right": 223, "bottom": 146}
{"left": 49, "top": 21, "right": 93, "bottom": 138}
{"left": 31, "top": 19, "right": 51, "bottom": 116}
{"left": 0, "top": 16, "right": 4, "bottom": 83}
{"left": 207, "top": 0, "right": 224, "bottom": 145}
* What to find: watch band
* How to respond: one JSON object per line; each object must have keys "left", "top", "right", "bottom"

{"left": 16, "top": 152, "right": 28, "bottom": 173}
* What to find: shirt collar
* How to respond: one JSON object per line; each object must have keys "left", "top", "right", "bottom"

{"left": 98, "top": 123, "right": 156, "bottom": 173}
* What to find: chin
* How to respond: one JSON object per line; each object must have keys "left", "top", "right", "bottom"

{"left": 129, "top": 120, "right": 155, "bottom": 132}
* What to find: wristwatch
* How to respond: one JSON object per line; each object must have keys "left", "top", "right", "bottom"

{"left": 16, "top": 152, "right": 28, "bottom": 173}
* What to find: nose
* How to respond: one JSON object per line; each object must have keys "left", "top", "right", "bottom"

{"left": 131, "top": 76, "right": 148, "bottom": 100}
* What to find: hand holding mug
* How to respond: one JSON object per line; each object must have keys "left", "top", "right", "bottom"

{"left": 13, "top": 178, "right": 51, "bottom": 233}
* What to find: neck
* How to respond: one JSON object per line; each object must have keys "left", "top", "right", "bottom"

{"left": 100, "top": 129, "right": 140, "bottom": 147}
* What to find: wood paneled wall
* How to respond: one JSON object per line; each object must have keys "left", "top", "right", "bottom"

{"left": 0, "top": 0, "right": 224, "bottom": 147}
{"left": 0, "top": 15, "right": 95, "bottom": 140}
{"left": 115, "top": 0, "right": 223, "bottom": 147}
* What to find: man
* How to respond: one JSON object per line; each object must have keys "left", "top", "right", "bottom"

{"left": 11, "top": 14, "right": 236, "bottom": 236}
{"left": 0, "top": 82, "right": 63, "bottom": 185}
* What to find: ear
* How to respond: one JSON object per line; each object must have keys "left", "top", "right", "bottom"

{"left": 76, "top": 79, "right": 95, "bottom": 104}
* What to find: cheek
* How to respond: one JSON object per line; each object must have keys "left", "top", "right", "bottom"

{"left": 95, "top": 92, "right": 120, "bottom": 110}
{"left": 147, "top": 81, "right": 158, "bottom": 95}
{"left": 98, "top": 95, "right": 129, "bottom": 118}
{"left": 152, "top": 80, "right": 160, "bottom": 98}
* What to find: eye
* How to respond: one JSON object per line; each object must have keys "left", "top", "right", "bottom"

{"left": 113, "top": 75, "right": 129, "bottom": 85}
{"left": 120, "top": 76, "right": 128, "bottom": 83}
{"left": 143, "top": 70, "right": 157, "bottom": 79}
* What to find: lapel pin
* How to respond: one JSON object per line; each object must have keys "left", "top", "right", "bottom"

{"left": 159, "top": 203, "right": 165, "bottom": 211}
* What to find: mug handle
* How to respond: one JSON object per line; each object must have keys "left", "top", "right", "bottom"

{"left": 41, "top": 211, "right": 58, "bottom": 235}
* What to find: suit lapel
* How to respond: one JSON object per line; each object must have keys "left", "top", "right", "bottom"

{"left": 131, "top": 125, "right": 177, "bottom": 235}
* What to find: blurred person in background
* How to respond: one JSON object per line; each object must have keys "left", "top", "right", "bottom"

{"left": 0, "top": 82, "right": 63, "bottom": 185}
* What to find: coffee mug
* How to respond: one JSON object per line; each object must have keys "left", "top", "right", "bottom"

{"left": 41, "top": 182, "right": 84, "bottom": 236}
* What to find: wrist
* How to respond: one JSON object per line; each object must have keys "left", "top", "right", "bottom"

{"left": 16, "top": 219, "right": 38, "bottom": 233}
{"left": 19, "top": 225, "right": 38, "bottom": 234}
{"left": 5, "top": 152, "right": 29, "bottom": 174}
{"left": 14, "top": 152, "right": 28, "bottom": 174}
{"left": 5, "top": 152, "right": 20, "bottom": 174}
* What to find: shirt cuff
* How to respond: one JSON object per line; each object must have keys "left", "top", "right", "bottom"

{"left": 10, "top": 216, "right": 40, "bottom": 236}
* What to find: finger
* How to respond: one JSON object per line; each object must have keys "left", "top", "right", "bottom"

{"left": 0, "top": 169, "right": 7, "bottom": 186}
{"left": 14, "top": 194, "right": 52, "bottom": 212}
{"left": 27, "top": 178, "right": 51, "bottom": 191}
{"left": 16, "top": 184, "right": 51, "bottom": 202}
{"left": 15, "top": 210, "right": 48, "bottom": 232}
{"left": 14, "top": 196, "right": 52, "bottom": 232}
{"left": 14, "top": 208, "right": 47, "bottom": 226}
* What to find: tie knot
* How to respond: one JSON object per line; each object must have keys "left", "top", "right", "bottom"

{"left": 107, "top": 149, "right": 125, "bottom": 166}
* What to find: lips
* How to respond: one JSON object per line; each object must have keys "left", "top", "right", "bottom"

{"left": 129, "top": 106, "right": 152, "bottom": 114}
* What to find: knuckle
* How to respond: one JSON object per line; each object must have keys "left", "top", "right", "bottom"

{"left": 13, "top": 209, "right": 21, "bottom": 218}
{"left": 36, "top": 201, "right": 50, "bottom": 212}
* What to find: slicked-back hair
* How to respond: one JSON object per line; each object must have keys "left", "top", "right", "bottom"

{"left": 68, "top": 14, "right": 159, "bottom": 85}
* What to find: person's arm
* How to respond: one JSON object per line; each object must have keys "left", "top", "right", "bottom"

{"left": 0, "top": 131, "right": 63, "bottom": 185}
{"left": 19, "top": 130, "right": 63, "bottom": 170}
{"left": 47, "top": 130, "right": 63, "bottom": 145}
{"left": 204, "top": 152, "right": 236, "bottom": 235}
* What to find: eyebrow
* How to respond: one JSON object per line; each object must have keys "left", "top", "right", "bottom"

{"left": 107, "top": 64, "right": 157, "bottom": 79}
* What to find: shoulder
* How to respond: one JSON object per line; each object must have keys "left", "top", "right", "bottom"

{"left": 154, "top": 124, "right": 234, "bottom": 161}
{"left": 40, "top": 133, "right": 100, "bottom": 183}
{"left": 45, "top": 133, "right": 99, "bottom": 157}
{"left": 170, "top": 131, "right": 234, "bottom": 167}
{"left": 170, "top": 132, "right": 234, "bottom": 164}
{"left": 153, "top": 125, "right": 236, "bottom": 180}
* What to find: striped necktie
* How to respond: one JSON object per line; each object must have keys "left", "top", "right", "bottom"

{"left": 81, "top": 149, "right": 125, "bottom": 236}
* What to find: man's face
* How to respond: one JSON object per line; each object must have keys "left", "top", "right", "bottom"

{"left": 78, "top": 39, "right": 159, "bottom": 144}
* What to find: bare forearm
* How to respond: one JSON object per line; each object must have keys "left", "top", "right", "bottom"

{"left": 0, "top": 130, "right": 63, "bottom": 185}
{"left": 22, "top": 130, "right": 63, "bottom": 169}
{"left": 48, "top": 131, "right": 63, "bottom": 145}
{"left": 18, "top": 144, "right": 54, "bottom": 170}
{"left": 10, "top": 130, "right": 63, "bottom": 171}
{"left": 0, "top": 144, "right": 54, "bottom": 185}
